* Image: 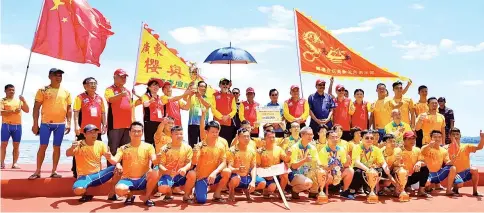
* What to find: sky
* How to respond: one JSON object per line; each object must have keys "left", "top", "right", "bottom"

{"left": 1, "top": 0, "right": 483, "bottom": 141}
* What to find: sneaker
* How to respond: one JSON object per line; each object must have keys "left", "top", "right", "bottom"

{"left": 340, "top": 190, "right": 355, "bottom": 200}
{"left": 308, "top": 192, "right": 318, "bottom": 199}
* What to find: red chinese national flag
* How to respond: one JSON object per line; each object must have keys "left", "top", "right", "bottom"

{"left": 32, "top": 0, "right": 114, "bottom": 67}
{"left": 295, "top": 9, "right": 405, "bottom": 80}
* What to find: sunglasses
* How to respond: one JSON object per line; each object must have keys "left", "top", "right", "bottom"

{"left": 317, "top": 84, "right": 326, "bottom": 87}
{"left": 364, "top": 136, "right": 375, "bottom": 140}
{"left": 338, "top": 89, "right": 345, "bottom": 92}
{"left": 270, "top": 94, "right": 278, "bottom": 96}
{"left": 232, "top": 92, "right": 239, "bottom": 95}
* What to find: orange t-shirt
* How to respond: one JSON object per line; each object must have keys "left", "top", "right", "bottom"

{"left": 453, "top": 144, "right": 478, "bottom": 173}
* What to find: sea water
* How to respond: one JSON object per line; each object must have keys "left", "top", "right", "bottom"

{"left": 1, "top": 140, "right": 484, "bottom": 166}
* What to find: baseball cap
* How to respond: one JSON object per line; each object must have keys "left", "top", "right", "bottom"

{"left": 403, "top": 131, "right": 416, "bottom": 139}
{"left": 83, "top": 124, "right": 99, "bottom": 133}
{"left": 290, "top": 85, "right": 300, "bottom": 90}
{"left": 438, "top": 97, "right": 446, "bottom": 102}
{"left": 246, "top": 87, "right": 255, "bottom": 93}
{"left": 336, "top": 84, "right": 345, "bottom": 91}
{"left": 114, "top": 69, "right": 128, "bottom": 77}
{"left": 49, "top": 68, "right": 64, "bottom": 74}
{"left": 219, "top": 78, "right": 230, "bottom": 84}
{"left": 315, "top": 79, "right": 326, "bottom": 85}
{"left": 147, "top": 78, "right": 164, "bottom": 86}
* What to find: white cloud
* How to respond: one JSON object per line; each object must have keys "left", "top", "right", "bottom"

{"left": 410, "top": 3, "right": 425, "bottom": 10}
{"left": 257, "top": 5, "right": 293, "bottom": 28}
{"left": 459, "top": 80, "right": 483, "bottom": 86}
{"left": 439, "top": 39, "right": 454, "bottom": 49}
{"left": 454, "top": 42, "right": 484, "bottom": 53}
{"left": 244, "top": 43, "right": 287, "bottom": 53}
{"left": 331, "top": 17, "right": 402, "bottom": 37}
{"left": 391, "top": 40, "right": 439, "bottom": 60}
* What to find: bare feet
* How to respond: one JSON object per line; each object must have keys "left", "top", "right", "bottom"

{"left": 244, "top": 189, "right": 254, "bottom": 201}
{"left": 228, "top": 189, "right": 235, "bottom": 202}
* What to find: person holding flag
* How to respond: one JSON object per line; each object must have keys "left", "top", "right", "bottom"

{"left": 72, "top": 77, "right": 105, "bottom": 178}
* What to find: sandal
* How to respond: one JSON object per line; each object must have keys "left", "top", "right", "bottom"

{"left": 417, "top": 192, "right": 432, "bottom": 198}
{"left": 213, "top": 197, "right": 227, "bottom": 203}
{"left": 28, "top": 174, "right": 41, "bottom": 180}
{"left": 50, "top": 173, "right": 62, "bottom": 178}
{"left": 144, "top": 199, "right": 155, "bottom": 207}
{"left": 124, "top": 196, "right": 135, "bottom": 205}
{"left": 163, "top": 196, "right": 174, "bottom": 202}
{"left": 183, "top": 197, "right": 194, "bottom": 204}
{"left": 445, "top": 192, "right": 455, "bottom": 197}
{"left": 107, "top": 194, "right": 123, "bottom": 201}
{"left": 473, "top": 192, "right": 483, "bottom": 197}
{"left": 79, "top": 195, "right": 94, "bottom": 202}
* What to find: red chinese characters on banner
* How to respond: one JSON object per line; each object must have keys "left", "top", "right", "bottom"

{"left": 141, "top": 42, "right": 150, "bottom": 54}
{"left": 154, "top": 43, "right": 163, "bottom": 57}
{"left": 295, "top": 10, "right": 404, "bottom": 80}
{"left": 167, "top": 64, "right": 184, "bottom": 78}
{"left": 144, "top": 58, "right": 161, "bottom": 74}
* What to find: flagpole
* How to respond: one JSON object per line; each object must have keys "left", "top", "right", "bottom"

{"left": 20, "top": 0, "right": 46, "bottom": 96}
{"left": 293, "top": 8, "right": 304, "bottom": 98}
{"left": 131, "top": 21, "right": 145, "bottom": 100}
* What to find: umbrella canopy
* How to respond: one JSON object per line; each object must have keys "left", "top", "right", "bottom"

{"left": 204, "top": 43, "right": 257, "bottom": 80}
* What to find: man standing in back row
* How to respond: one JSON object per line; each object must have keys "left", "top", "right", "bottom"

{"left": 211, "top": 78, "right": 237, "bottom": 143}
{"left": 29, "top": 68, "right": 72, "bottom": 180}
{"left": 105, "top": 69, "right": 133, "bottom": 166}
{"left": 308, "top": 79, "right": 335, "bottom": 140}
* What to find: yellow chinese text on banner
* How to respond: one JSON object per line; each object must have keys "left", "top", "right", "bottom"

{"left": 135, "top": 24, "right": 191, "bottom": 89}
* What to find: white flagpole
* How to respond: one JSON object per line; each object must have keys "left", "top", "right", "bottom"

{"left": 20, "top": 0, "right": 46, "bottom": 96}
{"left": 293, "top": 8, "right": 304, "bottom": 98}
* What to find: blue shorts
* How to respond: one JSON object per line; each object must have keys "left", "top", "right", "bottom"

{"left": 72, "top": 166, "right": 115, "bottom": 189}
{"left": 456, "top": 169, "right": 473, "bottom": 183}
{"left": 263, "top": 172, "right": 294, "bottom": 187}
{"left": 158, "top": 174, "right": 187, "bottom": 187}
{"left": 117, "top": 174, "right": 148, "bottom": 191}
{"left": 1, "top": 123, "right": 22, "bottom": 142}
{"left": 195, "top": 173, "right": 223, "bottom": 204}
{"left": 230, "top": 174, "right": 265, "bottom": 189}
{"left": 428, "top": 165, "right": 464, "bottom": 184}
{"left": 39, "top": 123, "right": 65, "bottom": 147}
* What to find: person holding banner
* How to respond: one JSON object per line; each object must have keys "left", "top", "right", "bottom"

{"left": 104, "top": 69, "right": 133, "bottom": 167}
{"left": 289, "top": 127, "right": 326, "bottom": 201}
{"left": 161, "top": 82, "right": 191, "bottom": 127}
{"left": 257, "top": 129, "right": 291, "bottom": 199}
{"left": 283, "top": 85, "right": 309, "bottom": 129}
{"left": 1, "top": 84, "right": 29, "bottom": 170}
{"left": 318, "top": 130, "right": 355, "bottom": 199}
{"left": 227, "top": 128, "right": 266, "bottom": 201}
{"left": 308, "top": 79, "right": 335, "bottom": 140}
{"left": 72, "top": 77, "right": 105, "bottom": 178}
{"left": 137, "top": 78, "right": 165, "bottom": 146}
{"left": 29, "top": 68, "right": 72, "bottom": 180}
{"left": 239, "top": 87, "right": 260, "bottom": 138}
{"left": 211, "top": 78, "right": 237, "bottom": 144}
{"left": 266, "top": 89, "right": 285, "bottom": 138}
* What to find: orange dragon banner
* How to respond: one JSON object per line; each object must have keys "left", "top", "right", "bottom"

{"left": 295, "top": 9, "right": 407, "bottom": 80}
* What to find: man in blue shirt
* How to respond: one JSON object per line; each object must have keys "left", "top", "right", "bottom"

{"left": 266, "top": 89, "right": 285, "bottom": 138}
{"left": 308, "top": 79, "right": 335, "bottom": 140}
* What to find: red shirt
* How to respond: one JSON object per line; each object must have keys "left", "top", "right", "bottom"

{"left": 241, "top": 101, "right": 259, "bottom": 134}
{"left": 165, "top": 100, "right": 182, "bottom": 126}
{"left": 213, "top": 91, "right": 235, "bottom": 126}
{"left": 352, "top": 101, "right": 369, "bottom": 129}
{"left": 286, "top": 98, "right": 305, "bottom": 118}
{"left": 105, "top": 85, "right": 132, "bottom": 129}
{"left": 77, "top": 93, "right": 103, "bottom": 130}
{"left": 333, "top": 97, "right": 351, "bottom": 131}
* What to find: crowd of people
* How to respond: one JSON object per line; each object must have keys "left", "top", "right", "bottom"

{"left": 0, "top": 67, "right": 483, "bottom": 207}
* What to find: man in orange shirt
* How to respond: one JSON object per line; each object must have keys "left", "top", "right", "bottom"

{"left": 72, "top": 77, "right": 105, "bottom": 178}
{"left": 333, "top": 84, "right": 355, "bottom": 141}
{"left": 400, "top": 131, "right": 431, "bottom": 197}
{"left": 239, "top": 87, "right": 259, "bottom": 138}
{"left": 1, "top": 84, "right": 29, "bottom": 169}
{"left": 414, "top": 85, "right": 429, "bottom": 148}
{"left": 211, "top": 78, "right": 237, "bottom": 143}
{"left": 449, "top": 128, "right": 483, "bottom": 196}
{"left": 30, "top": 68, "right": 72, "bottom": 180}
{"left": 105, "top": 69, "right": 133, "bottom": 166}
{"left": 284, "top": 85, "right": 309, "bottom": 129}
{"left": 390, "top": 81, "right": 415, "bottom": 128}
{"left": 415, "top": 97, "right": 446, "bottom": 146}
{"left": 370, "top": 83, "right": 392, "bottom": 142}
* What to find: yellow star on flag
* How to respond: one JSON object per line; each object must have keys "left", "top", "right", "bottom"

{"left": 61, "top": 17, "right": 68, "bottom": 23}
{"left": 50, "top": 0, "right": 65, "bottom": 10}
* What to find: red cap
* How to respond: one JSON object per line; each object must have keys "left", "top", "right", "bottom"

{"left": 290, "top": 85, "right": 300, "bottom": 90}
{"left": 114, "top": 69, "right": 128, "bottom": 77}
{"left": 246, "top": 87, "right": 255, "bottom": 93}
{"left": 162, "top": 81, "right": 172, "bottom": 88}
{"left": 403, "top": 131, "right": 416, "bottom": 139}
{"left": 147, "top": 78, "right": 164, "bottom": 86}
{"left": 315, "top": 79, "right": 326, "bottom": 85}
{"left": 336, "top": 84, "right": 345, "bottom": 91}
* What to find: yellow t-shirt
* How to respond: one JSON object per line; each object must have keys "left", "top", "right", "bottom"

{"left": 384, "top": 121, "right": 412, "bottom": 144}
{"left": 381, "top": 147, "right": 402, "bottom": 169}
{"left": 73, "top": 95, "right": 106, "bottom": 113}
{"left": 414, "top": 101, "right": 429, "bottom": 115}
{"left": 311, "top": 140, "right": 326, "bottom": 153}
{"left": 290, "top": 142, "right": 321, "bottom": 174}
{"left": 337, "top": 139, "right": 353, "bottom": 153}
{"left": 35, "top": 86, "right": 71, "bottom": 123}
{"left": 351, "top": 144, "right": 385, "bottom": 168}
{"left": 74, "top": 140, "right": 107, "bottom": 176}
{"left": 417, "top": 113, "right": 446, "bottom": 145}
{"left": 230, "top": 138, "right": 258, "bottom": 151}
{"left": 194, "top": 140, "right": 227, "bottom": 179}
{"left": 227, "top": 146, "right": 256, "bottom": 176}
{"left": 115, "top": 142, "right": 155, "bottom": 179}
{"left": 421, "top": 146, "right": 450, "bottom": 172}
{"left": 372, "top": 98, "right": 392, "bottom": 129}
{"left": 318, "top": 145, "right": 347, "bottom": 168}
{"left": 401, "top": 147, "right": 423, "bottom": 174}
{"left": 453, "top": 144, "right": 478, "bottom": 173}
{"left": 279, "top": 136, "right": 300, "bottom": 151}
{"left": 257, "top": 145, "right": 287, "bottom": 168}
{"left": 390, "top": 97, "right": 415, "bottom": 125}
{"left": 159, "top": 142, "right": 193, "bottom": 176}
{"left": 0, "top": 98, "right": 22, "bottom": 124}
